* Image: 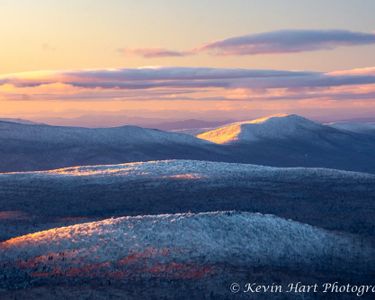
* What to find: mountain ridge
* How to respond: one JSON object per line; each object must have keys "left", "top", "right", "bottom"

{"left": 1, "top": 114, "right": 375, "bottom": 174}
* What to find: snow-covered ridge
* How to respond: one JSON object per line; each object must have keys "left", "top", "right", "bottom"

{"left": 1, "top": 211, "right": 373, "bottom": 281}
{"left": 1, "top": 113, "right": 375, "bottom": 174}
{"left": 2, "top": 159, "right": 373, "bottom": 180}
{"left": 0, "top": 121, "right": 210, "bottom": 145}
{"left": 197, "top": 114, "right": 328, "bottom": 144}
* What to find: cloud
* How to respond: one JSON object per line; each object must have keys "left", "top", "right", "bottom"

{"left": 1, "top": 66, "right": 375, "bottom": 103}
{"left": 1, "top": 66, "right": 375, "bottom": 90}
{"left": 121, "top": 29, "right": 375, "bottom": 58}
{"left": 120, "top": 48, "right": 190, "bottom": 58}
{"left": 327, "top": 67, "right": 375, "bottom": 76}
{"left": 2, "top": 67, "right": 313, "bottom": 89}
{"left": 199, "top": 29, "right": 375, "bottom": 55}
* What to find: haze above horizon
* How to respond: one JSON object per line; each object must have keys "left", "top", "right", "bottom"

{"left": 1, "top": 0, "right": 375, "bottom": 123}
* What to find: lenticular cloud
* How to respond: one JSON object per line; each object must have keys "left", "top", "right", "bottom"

{"left": 122, "top": 29, "right": 375, "bottom": 58}
{"left": 199, "top": 29, "right": 375, "bottom": 55}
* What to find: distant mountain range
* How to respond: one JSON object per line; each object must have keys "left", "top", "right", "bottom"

{"left": 0, "top": 120, "right": 221, "bottom": 172}
{"left": 29, "top": 115, "right": 234, "bottom": 130}
{"left": 0, "top": 118, "right": 40, "bottom": 125}
{"left": 1, "top": 114, "right": 375, "bottom": 173}
{"left": 328, "top": 121, "right": 375, "bottom": 133}
{"left": 148, "top": 119, "right": 234, "bottom": 131}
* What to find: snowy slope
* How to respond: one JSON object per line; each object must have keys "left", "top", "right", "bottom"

{"left": 0, "top": 121, "right": 210, "bottom": 145}
{"left": 197, "top": 114, "right": 336, "bottom": 144}
{"left": 194, "top": 114, "right": 375, "bottom": 173}
{"left": 328, "top": 122, "right": 375, "bottom": 134}
{"left": 1, "top": 114, "right": 375, "bottom": 173}
{"left": 0, "top": 121, "right": 220, "bottom": 172}
{"left": 1, "top": 211, "right": 373, "bottom": 287}
{"left": 22, "top": 159, "right": 374, "bottom": 180}
{"left": 1, "top": 160, "right": 374, "bottom": 242}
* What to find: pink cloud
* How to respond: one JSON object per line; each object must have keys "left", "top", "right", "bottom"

{"left": 120, "top": 48, "right": 191, "bottom": 58}
{"left": 1, "top": 66, "right": 375, "bottom": 104}
{"left": 199, "top": 30, "right": 375, "bottom": 55}
{"left": 120, "top": 29, "right": 375, "bottom": 58}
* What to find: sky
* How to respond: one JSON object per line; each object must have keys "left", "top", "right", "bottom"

{"left": 1, "top": 0, "right": 375, "bottom": 124}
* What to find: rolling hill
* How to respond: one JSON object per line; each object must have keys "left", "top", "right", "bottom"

{"left": 1, "top": 160, "right": 374, "bottom": 241}
{"left": 1, "top": 211, "right": 374, "bottom": 298}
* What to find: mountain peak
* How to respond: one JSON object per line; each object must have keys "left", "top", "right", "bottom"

{"left": 197, "top": 114, "right": 322, "bottom": 144}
